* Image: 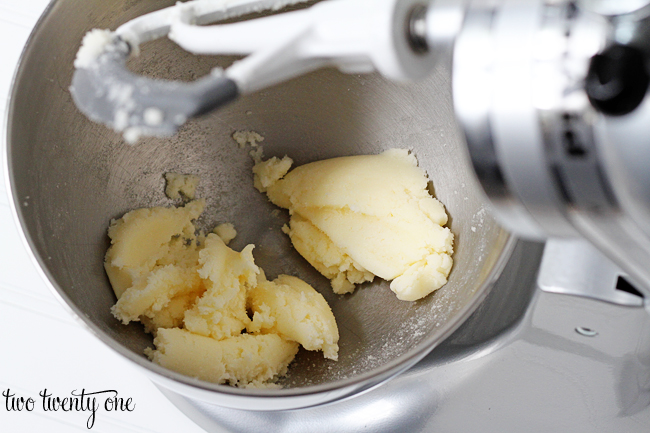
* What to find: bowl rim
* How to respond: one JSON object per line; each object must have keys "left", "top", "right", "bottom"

{"left": 2, "top": 0, "right": 517, "bottom": 410}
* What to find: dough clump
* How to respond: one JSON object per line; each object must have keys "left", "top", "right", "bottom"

{"left": 254, "top": 149, "right": 454, "bottom": 301}
{"left": 232, "top": 130, "right": 264, "bottom": 148}
{"left": 248, "top": 274, "right": 339, "bottom": 360}
{"left": 105, "top": 200, "right": 338, "bottom": 387}
{"left": 74, "top": 29, "right": 112, "bottom": 69}
{"left": 164, "top": 172, "right": 200, "bottom": 200}
{"left": 213, "top": 222, "right": 237, "bottom": 245}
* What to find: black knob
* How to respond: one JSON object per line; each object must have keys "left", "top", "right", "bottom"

{"left": 585, "top": 44, "right": 649, "bottom": 116}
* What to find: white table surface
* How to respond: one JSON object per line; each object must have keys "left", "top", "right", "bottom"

{"left": 0, "top": 1, "right": 206, "bottom": 431}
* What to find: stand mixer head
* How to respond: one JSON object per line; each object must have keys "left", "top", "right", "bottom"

{"left": 450, "top": 0, "right": 650, "bottom": 298}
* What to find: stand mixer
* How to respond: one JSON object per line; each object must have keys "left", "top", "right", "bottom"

{"left": 11, "top": 0, "right": 650, "bottom": 430}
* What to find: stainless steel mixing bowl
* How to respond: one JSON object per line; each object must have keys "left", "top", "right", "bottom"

{"left": 5, "top": 0, "right": 514, "bottom": 410}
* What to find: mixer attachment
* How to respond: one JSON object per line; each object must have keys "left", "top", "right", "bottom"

{"left": 69, "top": 0, "right": 435, "bottom": 142}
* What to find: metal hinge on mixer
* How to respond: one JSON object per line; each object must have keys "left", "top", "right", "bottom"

{"left": 537, "top": 239, "right": 645, "bottom": 307}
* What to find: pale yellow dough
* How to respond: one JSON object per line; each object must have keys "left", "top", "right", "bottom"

{"left": 146, "top": 328, "right": 299, "bottom": 386}
{"left": 232, "top": 130, "right": 264, "bottom": 148}
{"left": 254, "top": 149, "right": 454, "bottom": 301}
{"left": 105, "top": 199, "right": 339, "bottom": 387}
{"left": 164, "top": 172, "right": 200, "bottom": 200}
{"left": 252, "top": 155, "right": 293, "bottom": 192}
{"left": 248, "top": 274, "right": 339, "bottom": 360}
{"left": 280, "top": 214, "right": 374, "bottom": 295}
{"left": 105, "top": 200, "right": 206, "bottom": 326}
{"left": 182, "top": 233, "right": 258, "bottom": 341}
{"left": 213, "top": 222, "right": 237, "bottom": 245}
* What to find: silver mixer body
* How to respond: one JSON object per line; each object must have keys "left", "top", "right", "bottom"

{"left": 7, "top": 0, "right": 650, "bottom": 430}
{"left": 447, "top": 0, "right": 650, "bottom": 296}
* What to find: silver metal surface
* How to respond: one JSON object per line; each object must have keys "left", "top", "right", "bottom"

{"left": 453, "top": 0, "right": 602, "bottom": 240}
{"left": 5, "top": 0, "right": 513, "bottom": 411}
{"left": 451, "top": 0, "right": 650, "bottom": 298}
{"left": 538, "top": 238, "right": 644, "bottom": 307}
{"left": 452, "top": 0, "right": 555, "bottom": 239}
{"left": 579, "top": 0, "right": 650, "bottom": 17}
{"left": 158, "top": 241, "right": 650, "bottom": 432}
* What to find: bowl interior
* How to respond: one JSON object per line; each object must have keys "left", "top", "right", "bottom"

{"left": 7, "top": 0, "right": 510, "bottom": 392}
